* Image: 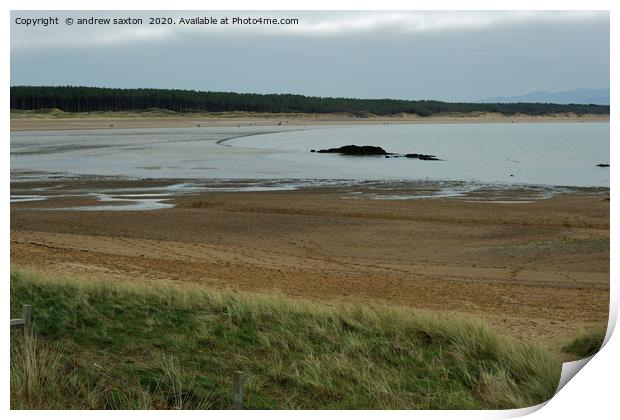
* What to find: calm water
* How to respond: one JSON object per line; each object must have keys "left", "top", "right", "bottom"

{"left": 11, "top": 123, "right": 609, "bottom": 188}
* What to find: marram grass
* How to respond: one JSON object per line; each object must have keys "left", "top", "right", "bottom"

{"left": 562, "top": 327, "right": 607, "bottom": 359}
{"left": 10, "top": 269, "right": 561, "bottom": 409}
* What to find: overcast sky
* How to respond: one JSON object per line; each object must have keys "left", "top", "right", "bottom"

{"left": 10, "top": 11, "right": 610, "bottom": 102}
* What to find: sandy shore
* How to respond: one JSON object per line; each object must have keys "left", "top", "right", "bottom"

{"left": 10, "top": 111, "right": 609, "bottom": 131}
{"left": 10, "top": 178, "right": 609, "bottom": 359}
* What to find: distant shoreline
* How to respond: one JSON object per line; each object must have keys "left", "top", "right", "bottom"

{"left": 10, "top": 111, "right": 609, "bottom": 131}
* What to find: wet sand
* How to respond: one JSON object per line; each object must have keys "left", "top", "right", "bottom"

{"left": 10, "top": 178, "right": 609, "bottom": 359}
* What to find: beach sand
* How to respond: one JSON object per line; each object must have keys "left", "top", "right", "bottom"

{"left": 10, "top": 111, "right": 609, "bottom": 131}
{"left": 10, "top": 179, "right": 609, "bottom": 359}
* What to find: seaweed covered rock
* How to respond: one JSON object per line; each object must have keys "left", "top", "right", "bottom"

{"left": 405, "top": 153, "right": 441, "bottom": 161}
{"left": 316, "top": 145, "right": 388, "bottom": 156}
{"left": 313, "top": 144, "right": 442, "bottom": 161}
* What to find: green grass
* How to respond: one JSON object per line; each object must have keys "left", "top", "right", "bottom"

{"left": 562, "top": 327, "right": 607, "bottom": 358}
{"left": 10, "top": 269, "right": 561, "bottom": 409}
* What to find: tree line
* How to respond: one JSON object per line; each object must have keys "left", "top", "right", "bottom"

{"left": 10, "top": 86, "right": 610, "bottom": 116}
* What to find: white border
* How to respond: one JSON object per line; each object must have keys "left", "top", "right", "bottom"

{"left": 3, "top": 1, "right": 616, "bottom": 419}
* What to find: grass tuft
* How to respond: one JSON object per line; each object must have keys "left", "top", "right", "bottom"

{"left": 562, "top": 327, "right": 607, "bottom": 358}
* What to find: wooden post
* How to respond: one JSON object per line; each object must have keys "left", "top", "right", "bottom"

{"left": 232, "top": 371, "right": 244, "bottom": 409}
{"left": 21, "top": 305, "right": 31, "bottom": 334}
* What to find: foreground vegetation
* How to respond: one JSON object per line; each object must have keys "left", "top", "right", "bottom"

{"left": 10, "top": 270, "right": 561, "bottom": 409}
{"left": 562, "top": 327, "right": 607, "bottom": 358}
{"left": 10, "top": 86, "right": 610, "bottom": 116}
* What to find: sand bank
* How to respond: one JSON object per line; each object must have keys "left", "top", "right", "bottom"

{"left": 10, "top": 111, "right": 609, "bottom": 131}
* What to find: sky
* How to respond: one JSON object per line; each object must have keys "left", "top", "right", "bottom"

{"left": 10, "top": 10, "right": 610, "bottom": 102}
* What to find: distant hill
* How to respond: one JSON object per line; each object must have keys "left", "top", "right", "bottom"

{"left": 480, "top": 88, "right": 609, "bottom": 105}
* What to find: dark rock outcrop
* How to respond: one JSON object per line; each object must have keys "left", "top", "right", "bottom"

{"left": 405, "top": 153, "right": 441, "bottom": 161}
{"left": 316, "top": 145, "right": 388, "bottom": 156}
{"left": 313, "top": 144, "right": 442, "bottom": 161}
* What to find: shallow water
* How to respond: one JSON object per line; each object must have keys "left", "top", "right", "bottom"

{"left": 10, "top": 194, "right": 47, "bottom": 203}
{"left": 11, "top": 123, "right": 609, "bottom": 188}
{"left": 228, "top": 123, "right": 610, "bottom": 187}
